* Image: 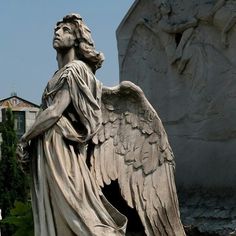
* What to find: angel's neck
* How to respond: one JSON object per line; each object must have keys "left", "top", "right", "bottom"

{"left": 56, "top": 48, "right": 78, "bottom": 69}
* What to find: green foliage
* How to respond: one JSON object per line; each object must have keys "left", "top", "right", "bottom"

{"left": 0, "top": 108, "right": 30, "bottom": 235}
{"left": 1, "top": 201, "right": 34, "bottom": 236}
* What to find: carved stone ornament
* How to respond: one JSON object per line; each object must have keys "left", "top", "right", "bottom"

{"left": 17, "top": 13, "right": 185, "bottom": 236}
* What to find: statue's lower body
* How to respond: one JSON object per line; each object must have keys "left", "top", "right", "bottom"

{"left": 30, "top": 124, "right": 127, "bottom": 236}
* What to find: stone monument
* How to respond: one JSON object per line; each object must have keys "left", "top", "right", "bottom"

{"left": 117, "top": 0, "right": 236, "bottom": 234}
{"left": 17, "top": 13, "right": 185, "bottom": 235}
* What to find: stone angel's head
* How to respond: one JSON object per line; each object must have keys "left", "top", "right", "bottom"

{"left": 54, "top": 13, "right": 104, "bottom": 73}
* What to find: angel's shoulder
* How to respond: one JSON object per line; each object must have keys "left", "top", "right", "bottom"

{"left": 65, "top": 60, "right": 91, "bottom": 74}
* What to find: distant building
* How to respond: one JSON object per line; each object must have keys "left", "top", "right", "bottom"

{"left": 0, "top": 94, "right": 40, "bottom": 158}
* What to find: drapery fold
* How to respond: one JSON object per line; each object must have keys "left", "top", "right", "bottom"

{"left": 31, "top": 60, "right": 127, "bottom": 236}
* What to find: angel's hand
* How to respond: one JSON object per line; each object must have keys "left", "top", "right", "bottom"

{"left": 16, "top": 140, "right": 28, "bottom": 159}
{"left": 16, "top": 139, "right": 29, "bottom": 172}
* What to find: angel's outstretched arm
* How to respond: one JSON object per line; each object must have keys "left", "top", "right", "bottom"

{"left": 21, "top": 83, "right": 71, "bottom": 143}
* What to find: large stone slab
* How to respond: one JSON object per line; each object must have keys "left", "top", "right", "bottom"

{"left": 117, "top": 0, "right": 236, "bottom": 189}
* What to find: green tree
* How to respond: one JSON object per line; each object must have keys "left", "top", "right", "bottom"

{"left": 1, "top": 201, "right": 33, "bottom": 236}
{"left": 0, "top": 108, "right": 29, "bottom": 235}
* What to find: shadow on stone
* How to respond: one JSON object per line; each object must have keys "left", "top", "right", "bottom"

{"left": 102, "top": 180, "right": 145, "bottom": 235}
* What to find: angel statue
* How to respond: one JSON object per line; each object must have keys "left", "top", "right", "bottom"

{"left": 17, "top": 13, "right": 186, "bottom": 236}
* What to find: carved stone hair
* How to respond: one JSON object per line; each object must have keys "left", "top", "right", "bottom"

{"left": 56, "top": 13, "right": 105, "bottom": 73}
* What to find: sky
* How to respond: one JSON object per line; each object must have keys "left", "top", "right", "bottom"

{"left": 0, "top": 1, "right": 135, "bottom": 104}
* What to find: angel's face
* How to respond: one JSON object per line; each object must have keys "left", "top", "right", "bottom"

{"left": 53, "top": 23, "right": 76, "bottom": 50}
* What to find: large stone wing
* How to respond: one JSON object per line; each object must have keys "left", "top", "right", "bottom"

{"left": 91, "top": 81, "right": 185, "bottom": 236}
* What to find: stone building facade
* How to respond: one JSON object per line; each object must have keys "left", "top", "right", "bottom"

{"left": 0, "top": 94, "right": 39, "bottom": 158}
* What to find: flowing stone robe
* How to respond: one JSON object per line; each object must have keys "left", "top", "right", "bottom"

{"left": 30, "top": 60, "right": 127, "bottom": 236}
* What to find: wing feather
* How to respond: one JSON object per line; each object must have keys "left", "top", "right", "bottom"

{"left": 91, "top": 81, "right": 185, "bottom": 236}
{"left": 99, "top": 141, "right": 110, "bottom": 185}
{"left": 104, "top": 122, "right": 111, "bottom": 140}
{"left": 98, "top": 125, "right": 105, "bottom": 143}
{"left": 92, "top": 145, "right": 104, "bottom": 187}
{"left": 103, "top": 140, "right": 113, "bottom": 184}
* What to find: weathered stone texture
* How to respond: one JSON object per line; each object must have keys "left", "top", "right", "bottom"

{"left": 117, "top": 0, "right": 236, "bottom": 189}
{"left": 179, "top": 189, "right": 236, "bottom": 235}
